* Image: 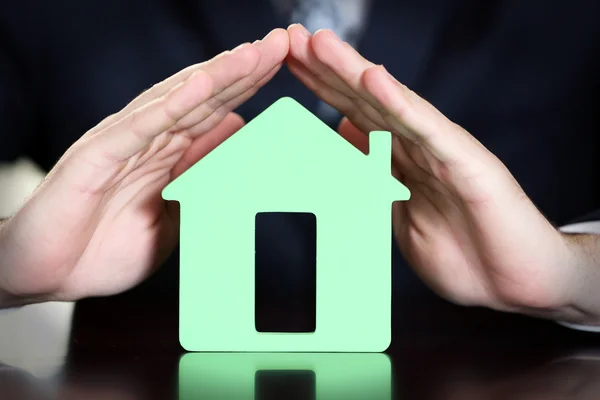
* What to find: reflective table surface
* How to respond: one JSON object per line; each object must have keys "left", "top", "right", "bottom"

{"left": 2, "top": 291, "right": 600, "bottom": 399}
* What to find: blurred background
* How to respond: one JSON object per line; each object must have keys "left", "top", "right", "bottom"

{"left": 0, "top": 159, "right": 74, "bottom": 378}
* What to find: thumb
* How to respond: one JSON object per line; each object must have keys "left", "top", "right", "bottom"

{"left": 171, "top": 112, "right": 245, "bottom": 179}
{"left": 337, "top": 117, "right": 370, "bottom": 154}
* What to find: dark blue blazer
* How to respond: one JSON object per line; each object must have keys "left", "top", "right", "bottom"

{"left": 2, "top": 0, "right": 600, "bottom": 309}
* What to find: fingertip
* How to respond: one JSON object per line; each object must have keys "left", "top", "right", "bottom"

{"left": 361, "top": 65, "right": 394, "bottom": 97}
{"left": 232, "top": 41, "right": 252, "bottom": 51}
{"left": 237, "top": 43, "right": 262, "bottom": 75}
{"left": 265, "top": 27, "right": 287, "bottom": 38}
{"left": 225, "top": 112, "right": 245, "bottom": 130}
{"left": 287, "top": 24, "right": 312, "bottom": 61}
{"left": 261, "top": 27, "right": 289, "bottom": 49}
{"left": 337, "top": 116, "right": 350, "bottom": 131}
{"left": 361, "top": 65, "right": 380, "bottom": 85}
{"left": 337, "top": 117, "right": 369, "bottom": 154}
{"left": 312, "top": 28, "right": 330, "bottom": 37}
{"left": 366, "top": 64, "right": 391, "bottom": 79}
{"left": 310, "top": 29, "right": 338, "bottom": 59}
{"left": 254, "top": 27, "right": 290, "bottom": 63}
{"left": 288, "top": 23, "right": 311, "bottom": 36}
{"left": 166, "top": 69, "right": 214, "bottom": 114}
{"left": 312, "top": 28, "right": 338, "bottom": 44}
{"left": 270, "top": 27, "right": 289, "bottom": 38}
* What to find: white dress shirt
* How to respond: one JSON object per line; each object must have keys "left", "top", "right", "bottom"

{"left": 557, "top": 221, "right": 600, "bottom": 332}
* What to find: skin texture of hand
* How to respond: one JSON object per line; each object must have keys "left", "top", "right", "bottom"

{"left": 286, "top": 23, "right": 599, "bottom": 324}
{"left": 0, "top": 28, "right": 289, "bottom": 306}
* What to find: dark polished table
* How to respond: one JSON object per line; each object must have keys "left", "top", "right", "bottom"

{"left": 2, "top": 288, "right": 600, "bottom": 399}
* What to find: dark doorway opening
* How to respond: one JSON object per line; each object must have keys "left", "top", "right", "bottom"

{"left": 254, "top": 212, "right": 316, "bottom": 333}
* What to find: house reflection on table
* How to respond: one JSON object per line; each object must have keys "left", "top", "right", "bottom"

{"left": 177, "top": 352, "right": 393, "bottom": 400}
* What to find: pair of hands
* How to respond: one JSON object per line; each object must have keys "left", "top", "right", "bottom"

{"left": 0, "top": 25, "right": 594, "bottom": 324}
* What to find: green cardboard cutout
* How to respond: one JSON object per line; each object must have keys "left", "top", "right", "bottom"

{"left": 178, "top": 353, "right": 392, "bottom": 399}
{"left": 162, "top": 97, "right": 411, "bottom": 352}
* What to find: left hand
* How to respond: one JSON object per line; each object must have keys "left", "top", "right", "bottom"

{"left": 286, "top": 24, "right": 592, "bottom": 323}
{"left": 0, "top": 28, "right": 289, "bottom": 306}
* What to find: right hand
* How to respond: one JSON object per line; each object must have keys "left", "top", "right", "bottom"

{"left": 286, "top": 24, "right": 594, "bottom": 324}
{"left": 0, "top": 28, "right": 289, "bottom": 306}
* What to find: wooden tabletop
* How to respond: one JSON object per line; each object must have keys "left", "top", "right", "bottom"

{"left": 2, "top": 290, "right": 600, "bottom": 399}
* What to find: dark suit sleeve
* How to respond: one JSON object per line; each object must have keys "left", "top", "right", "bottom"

{"left": 0, "top": 15, "right": 37, "bottom": 164}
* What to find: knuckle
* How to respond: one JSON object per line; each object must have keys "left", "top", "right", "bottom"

{"left": 344, "top": 105, "right": 360, "bottom": 121}
{"left": 128, "top": 108, "right": 147, "bottom": 140}
{"left": 206, "top": 95, "right": 225, "bottom": 114}
{"left": 162, "top": 95, "right": 182, "bottom": 124}
{"left": 391, "top": 98, "right": 412, "bottom": 119}
{"left": 240, "top": 50, "right": 260, "bottom": 75}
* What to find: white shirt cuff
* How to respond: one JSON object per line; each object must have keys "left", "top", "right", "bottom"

{"left": 556, "top": 220, "right": 600, "bottom": 332}
{"left": 556, "top": 321, "right": 600, "bottom": 332}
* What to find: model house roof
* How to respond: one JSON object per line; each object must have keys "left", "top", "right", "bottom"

{"left": 162, "top": 97, "right": 410, "bottom": 203}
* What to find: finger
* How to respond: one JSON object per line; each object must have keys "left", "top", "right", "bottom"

{"left": 338, "top": 117, "right": 413, "bottom": 184}
{"left": 175, "top": 29, "right": 289, "bottom": 135}
{"left": 310, "top": 28, "right": 376, "bottom": 96}
{"left": 337, "top": 117, "right": 369, "bottom": 154}
{"left": 311, "top": 29, "right": 473, "bottom": 163}
{"left": 362, "top": 66, "right": 472, "bottom": 163}
{"left": 287, "top": 24, "right": 387, "bottom": 128}
{"left": 296, "top": 54, "right": 422, "bottom": 186}
{"left": 185, "top": 62, "right": 282, "bottom": 136}
{"left": 171, "top": 112, "right": 245, "bottom": 179}
{"left": 85, "top": 42, "right": 252, "bottom": 138}
{"left": 287, "top": 58, "right": 381, "bottom": 134}
{"left": 287, "top": 24, "right": 356, "bottom": 98}
{"left": 86, "top": 26, "right": 286, "bottom": 141}
{"left": 309, "top": 29, "right": 405, "bottom": 134}
{"left": 309, "top": 29, "right": 388, "bottom": 115}
{"left": 86, "top": 42, "right": 261, "bottom": 164}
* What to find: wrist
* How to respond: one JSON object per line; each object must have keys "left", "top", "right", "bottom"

{"left": 501, "top": 228, "right": 600, "bottom": 327}
{"left": 554, "top": 231, "right": 600, "bottom": 326}
{"left": 0, "top": 218, "right": 52, "bottom": 308}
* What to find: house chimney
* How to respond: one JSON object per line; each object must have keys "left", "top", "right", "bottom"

{"left": 369, "top": 131, "right": 392, "bottom": 173}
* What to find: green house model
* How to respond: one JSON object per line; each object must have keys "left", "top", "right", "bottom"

{"left": 162, "top": 97, "right": 410, "bottom": 352}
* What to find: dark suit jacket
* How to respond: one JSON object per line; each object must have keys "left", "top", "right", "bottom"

{"left": 1, "top": 1, "right": 600, "bottom": 326}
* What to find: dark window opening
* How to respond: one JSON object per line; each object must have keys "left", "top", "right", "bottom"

{"left": 255, "top": 212, "right": 316, "bottom": 333}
